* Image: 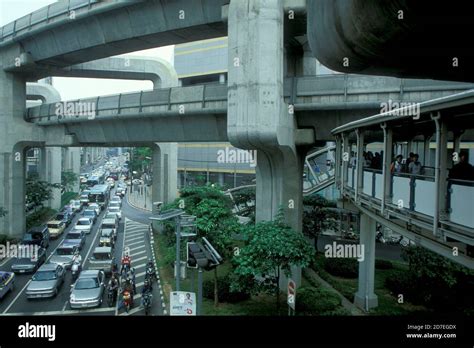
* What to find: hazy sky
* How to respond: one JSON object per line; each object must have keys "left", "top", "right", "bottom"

{"left": 0, "top": 0, "right": 175, "bottom": 101}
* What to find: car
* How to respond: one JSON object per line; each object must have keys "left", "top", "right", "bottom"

{"left": 69, "top": 270, "right": 106, "bottom": 309}
{"left": 106, "top": 178, "right": 115, "bottom": 188}
{"left": 0, "top": 272, "right": 15, "bottom": 300}
{"left": 26, "top": 264, "right": 65, "bottom": 299}
{"left": 21, "top": 225, "right": 50, "bottom": 249}
{"left": 70, "top": 200, "right": 82, "bottom": 213}
{"left": 55, "top": 211, "right": 73, "bottom": 227}
{"left": 11, "top": 247, "right": 47, "bottom": 274}
{"left": 82, "top": 209, "right": 98, "bottom": 224}
{"left": 87, "top": 203, "right": 101, "bottom": 216}
{"left": 100, "top": 228, "right": 116, "bottom": 243}
{"left": 101, "top": 217, "right": 118, "bottom": 232}
{"left": 88, "top": 247, "right": 115, "bottom": 275}
{"left": 132, "top": 179, "right": 143, "bottom": 185}
{"left": 63, "top": 230, "right": 86, "bottom": 250}
{"left": 47, "top": 220, "right": 66, "bottom": 239}
{"left": 49, "top": 244, "right": 79, "bottom": 269}
{"left": 110, "top": 195, "right": 122, "bottom": 206}
{"left": 104, "top": 212, "right": 119, "bottom": 226}
{"left": 98, "top": 235, "right": 114, "bottom": 249}
{"left": 79, "top": 193, "right": 90, "bottom": 206}
{"left": 75, "top": 217, "right": 93, "bottom": 234}
{"left": 107, "top": 206, "right": 121, "bottom": 220}
{"left": 115, "top": 187, "right": 125, "bottom": 198}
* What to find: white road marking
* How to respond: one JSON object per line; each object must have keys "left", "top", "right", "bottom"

{"left": 62, "top": 301, "right": 68, "bottom": 311}
{"left": 131, "top": 250, "right": 147, "bottom": 257}
{"left": 4, "top": 307, "right": 116, "bottom": 316}
{"left": 2, "top": 236, "right": 67, "bottom": 314}
{"left": 129, "top": 245, "right": 146, "bottom": 253}
{"left": 126, "top": 240, "right": 144, "bottom": 248}
{"left": 125, "top": 235, "right": 144, "bottom": 243}
{"left": 0, "top": 257, "right": 11, "bottom": 267}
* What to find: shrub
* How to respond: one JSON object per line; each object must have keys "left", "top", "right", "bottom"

{"left": 296, "top": 287, "right": 341, "bottom": 315}
{"left": 324, "top": 258, "right": 358, "bottom": 278}
{"left": 203, "top": 275, "right": 251, "bottom": 303}
{"left": 375, "top": 259, "right": 393, "bottom": 270}
{"left": 384, "top": 269, "right": 414, "bottom": 298}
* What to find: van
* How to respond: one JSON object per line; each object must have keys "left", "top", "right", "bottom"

{"left": 22, "top": 225, "right": 50, "bottom": 249}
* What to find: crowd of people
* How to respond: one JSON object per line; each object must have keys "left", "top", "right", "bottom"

{"left": 348, "top": 149, "right": 474, "bottom": 180}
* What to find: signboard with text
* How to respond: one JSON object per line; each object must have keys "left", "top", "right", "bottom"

{"left": 170, "top": 291, "right": 196, "bottom": 316}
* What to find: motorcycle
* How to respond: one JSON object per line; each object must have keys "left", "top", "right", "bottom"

{"left": 145, "top": 265, "right": 156, "bottom": 282}
{"left": 71, "top": 260, "right": 81, "bottom": 282}
{"left": 141, "top": 292, "right": 152, "bottom": 316}
{"left": 107, "top": 284, "right": 117, "bottom": 307}
{"left": 122, "top": 290, "right": 133, "bottom": 313}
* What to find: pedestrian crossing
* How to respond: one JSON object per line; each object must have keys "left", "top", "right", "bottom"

{"left": 116, "top": 218, "right": 160, "bottom": 316}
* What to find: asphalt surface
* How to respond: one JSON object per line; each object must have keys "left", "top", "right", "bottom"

{"left": 0, "top": 182, "right": 161, "bottom": 316}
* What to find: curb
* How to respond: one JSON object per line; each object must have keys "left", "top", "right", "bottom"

{"left": 126, "top": 191, "right": 152, "bottom": 213}
{"left": 148, "top": 224, "right": 167, "bottom": 315}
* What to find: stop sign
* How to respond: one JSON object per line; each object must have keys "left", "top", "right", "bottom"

{"left": 287, "top": 279, "right": 296, "bottom": 310}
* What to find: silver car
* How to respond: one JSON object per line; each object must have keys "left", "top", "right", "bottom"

{"left": 69, "top": 270, "right": 105, "bottom": 309}
{"left": 107, "top": 206, "right": 121, "bottom": 220}
{"left": 75, "top": 217, "right": 93, "bottom": 234}
{"left": 0, "top": 272, "right": 15, "bottom": 300}
{"left": 26, "top": 264, "right": 65, "bottom": 299}
{"left": 88, "top": 247, "right": 115, "bottom": 275}
{"left": 49, "top": 244, "right": 79, "bottom": 269}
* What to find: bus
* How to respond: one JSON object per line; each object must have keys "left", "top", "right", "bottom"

{"left": 88, "top": 184, "right": 110, "bottom": 210}
{"left": 86, "top": 172, "right": 106, "bottom": 187}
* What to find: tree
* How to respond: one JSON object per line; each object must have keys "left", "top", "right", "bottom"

{"left": 129, "top": 147, "right": 152, "bottom": 176}
{"left": 302, "top": 195, "right": 338, "bottom": 249}
{"left": 167, "top": 185, "right": 241, "bottom": 306}
{"left": 26, "top": 174, "right": 61, "bottom": 209}
{"left": 232, "top": 209, "right": 314, "bottom": 312}
{"left": 61, "top": 171, "right": 79, "bottom": 192}
{"left": 232, "top": 187, "right": 256, "bottom": 221}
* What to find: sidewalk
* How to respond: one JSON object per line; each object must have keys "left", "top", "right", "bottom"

{"left": 127, "top": 185, "right": 152, "bottom": 212}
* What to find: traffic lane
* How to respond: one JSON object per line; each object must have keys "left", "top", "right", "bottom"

{"left": 3, "top": 207, "right": 108, "bottom": 314}
{"left": 121, "top": 191, "right": 152, "bottom": 225}
{"left": 0, "top": 209, "right": 86, "bottom": 313}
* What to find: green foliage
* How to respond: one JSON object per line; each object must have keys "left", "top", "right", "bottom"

{"left": 302, "top": 195, "right": 338, "bottom": 248}
{"left": 26, "top": 173, "right": 61, "bottom": 208}
{"left": 26, "top": 207, "right": 57, "bottom": 230}
{"left": 0, "top": 207, "right": 7, "bottom": 218}
{"left": 323, "top": 258, "right": 358, "bottom": 278}
{"left": 129, "top": 147, "right": 152, "bottom": 175}
{"left": 203, "top": 274, "right": 251, "bottom": 303}
{"left": 384, "top": 247, "right": 474, "bottom": 313}
{"left": 295, "top": 286, "right": 341, "bottom": 315}
{"left": 232, "top": 210, "right": 314, "bottom": 297}
{"left": 61, "top": 171, "right": 78, "bottom": 192}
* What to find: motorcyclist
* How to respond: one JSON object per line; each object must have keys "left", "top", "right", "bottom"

{"left": 108, "top": 276, "right": 119, "bottom": 302}
{"left": 143, "top": 278, "right": 153, "bottom": 293}
{"left": 122, "top": 279, "right": 134, "bottom": 304}
{"left": 130, "top": 268, "right": 137, "bottom": 294}
{"left": 71, "top": 251, "right": 82, "bottom": 272}
{"left": 121, "top": 252, "right": 131, "bottom": 274}
{"left": 146, "top": 259, "right": 156, "bottom": 280}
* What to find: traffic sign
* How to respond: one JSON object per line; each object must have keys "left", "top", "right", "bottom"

{"left": 170, "top": 291, "right": 196, "bottom": 316}
{"left": 287, "top": 279, "right": 296, "bottom": 310}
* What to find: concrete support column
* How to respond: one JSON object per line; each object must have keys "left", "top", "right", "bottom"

{"left": 228, "top": 0, "right": 305, "bottom": 288}
{"left": 423, "top": 135, "right": 432, "bottom": 167}
{"left": 354, "top": 213, "right": 378, "bottom": 311}
{"left": 355, "top": 129, "right": 364, "bottom": 201}
{"left": 218, "top": 172, "right": 225, "bottom": 186}
{"left": 152, "top": 143, "right": 178, "bottom": 205}
{"left": 0, "top": 70, "right": 28, "bottom": 238}
{"left": 45, "top": 147, "right": 62, "bottom": 210}
{"left": 64, "top": 148, "right": 81, "bottom": 192}
{"left": 381, "top": 125, "right": 393, "bottom": 214}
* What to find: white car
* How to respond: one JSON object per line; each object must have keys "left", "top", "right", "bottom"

{"left": 88, "top": 203, "right": 101, "bottom": 215}
{"left": 110, "top": 196, "right": 121, "bottom": 206}
{"left": 107, "top": 206, "right": 122, "bottom": 220}
{"left": 106, "top": 178, "right": 115, "bottom": 188}
{"left": 69, "top": 200, "right": 82, "bottom": 213}
{"left": 74, "top": 217, "right": 93, "bottom": 234}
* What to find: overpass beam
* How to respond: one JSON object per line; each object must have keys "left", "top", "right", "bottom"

{"left": 354, "top": 213, "right": 378, "bottom": 311}
{"left": 152, "top": 143, "right": 178, "bottom": 205}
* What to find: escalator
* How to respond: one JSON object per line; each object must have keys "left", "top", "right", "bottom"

{"left": 225, "top": 145, "right": 336, "bottom": 215}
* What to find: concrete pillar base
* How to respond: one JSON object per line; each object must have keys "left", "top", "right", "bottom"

{"left": 354, "top": 292, "right": 378, "bottom": 310}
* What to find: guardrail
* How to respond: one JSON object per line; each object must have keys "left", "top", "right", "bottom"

{"left": 27, "top": 75, "right": 474, "bottom": 124}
